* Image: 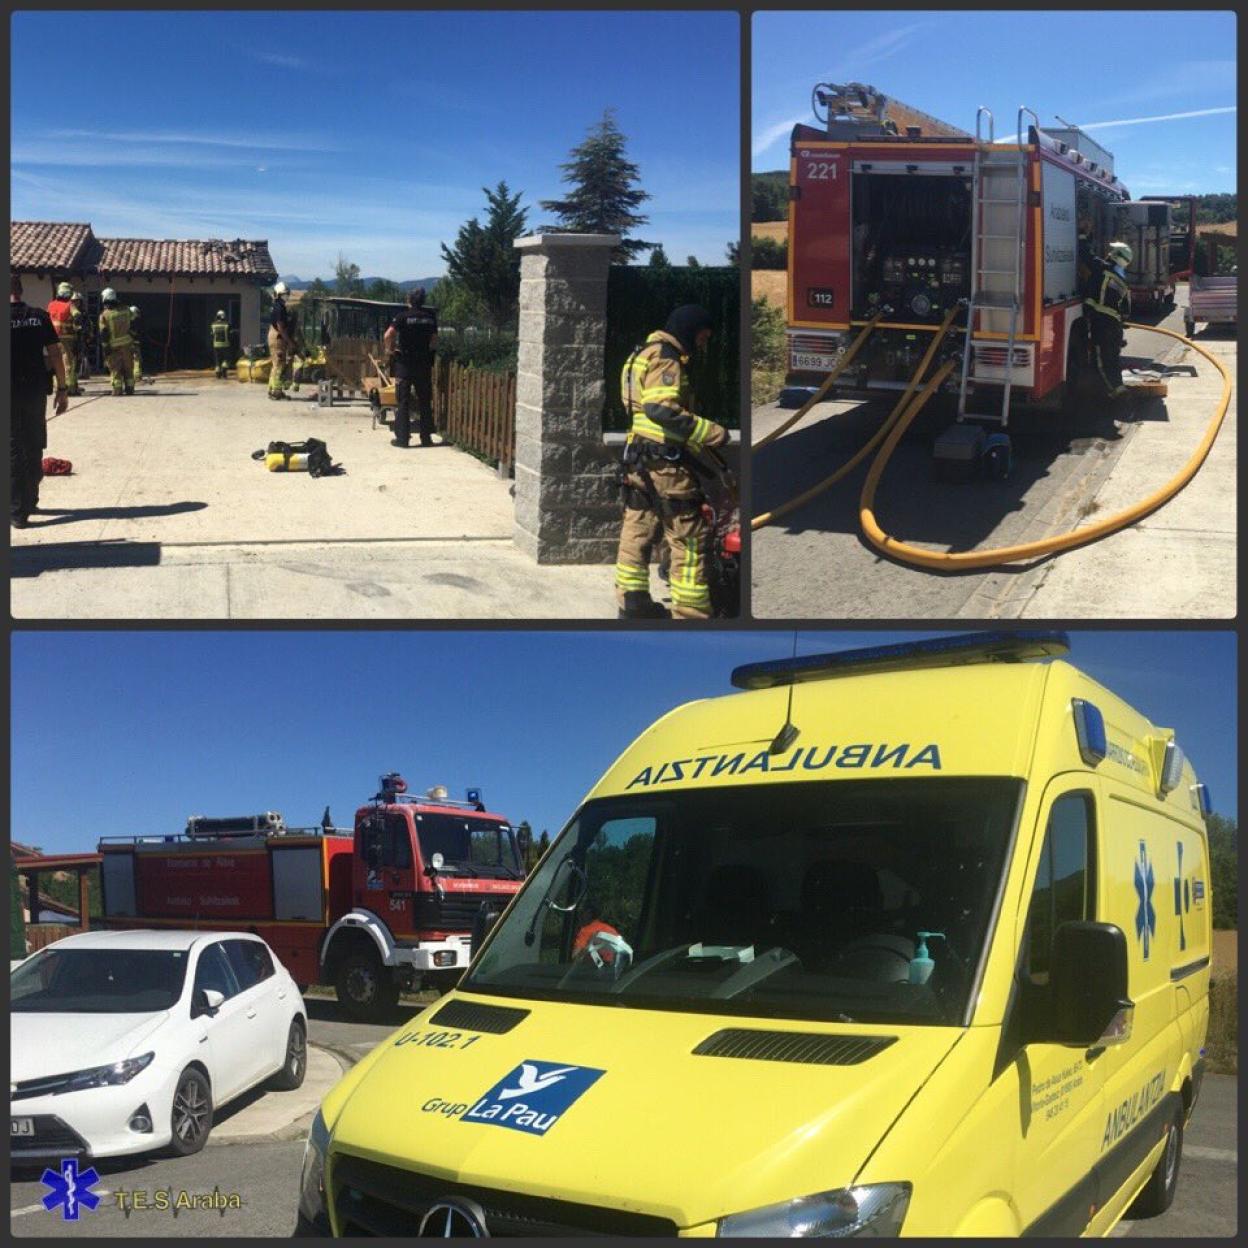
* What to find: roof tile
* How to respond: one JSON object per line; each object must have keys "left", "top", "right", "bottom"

{"left": 11, "top": 222, "right": 277, "bottom": 281}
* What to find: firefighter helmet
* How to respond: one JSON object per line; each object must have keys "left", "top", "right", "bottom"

{"left": 56, "top": 281, "right": 73, "bottom": 298}
{"left": 273, "top": 281, "right": 288, "bottom": 296}
{"left": 216, "top": 309, "right": 226, "bottom": 318}
{"left": 130, "top": 306, "right": 140, "bottom": 316}
{"left": 71, "top": 292, "right": 84, "bottom": 305}
{"left": 102, "top": 287, "right": 118, "bottom": 304}
{"left": 1108, "top": 241, "right": 1133, "bottom": 266}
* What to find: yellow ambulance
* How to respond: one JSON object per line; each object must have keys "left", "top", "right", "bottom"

{"left": 297, "top": 631, "right": 1213, "bottom": 1237}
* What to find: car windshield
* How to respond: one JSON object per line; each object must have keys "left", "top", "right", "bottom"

{"left": 463, "top": 778, "right": 1021, "bottom": 1026}
{"left": 417, "top": 814, "right": 522, "bottom": 878}
{"left": 10, "top": 947, "right": 189, "bottom": 1013}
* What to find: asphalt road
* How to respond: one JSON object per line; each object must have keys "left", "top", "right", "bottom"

{"left": 11, "top": 1004, "right": 1236, "bottom": 1239}
{"left": 750, "top": 298, "right": 1208, "bottom": 619}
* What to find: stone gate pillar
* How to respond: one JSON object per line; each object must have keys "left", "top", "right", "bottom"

{"left": 513, "top": 233, "right": 620, "bottom": 564}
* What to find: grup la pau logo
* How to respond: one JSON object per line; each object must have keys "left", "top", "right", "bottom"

{"left": 462, "top": 1059, "right": 605, "bottom": 1137}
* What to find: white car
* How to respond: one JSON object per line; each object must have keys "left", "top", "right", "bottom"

{"left": 10, "top": 929, "right": 307, "bottom": 1163}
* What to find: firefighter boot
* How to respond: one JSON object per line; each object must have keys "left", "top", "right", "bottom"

{"left": 617, "top": 590, "right": 668, "bottom": 620}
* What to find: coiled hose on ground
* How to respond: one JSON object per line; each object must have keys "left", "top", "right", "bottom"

{"left": 753, "top": 320, "right": 1232, "bottom": 573}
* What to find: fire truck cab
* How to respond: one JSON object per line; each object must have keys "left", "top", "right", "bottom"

{"left": 98, "top": 775, "right": 525, "bottom": 1020}
{"left": 783, "top": 85, "right": 1134, "bottom": 455}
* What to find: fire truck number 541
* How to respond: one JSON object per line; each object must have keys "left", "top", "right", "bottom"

{"left": 806, "top": 161, "right": 836, "bottom": 180}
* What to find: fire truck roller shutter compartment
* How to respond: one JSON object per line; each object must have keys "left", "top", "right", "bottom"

{"left": 272, "top": 845, "right": 326, "bottom": 922}
{"left": 101, "top": 850, "right": 137, "bottom": 918}
{"left": 853, "top": 169, "right": 972, "bottom": 323}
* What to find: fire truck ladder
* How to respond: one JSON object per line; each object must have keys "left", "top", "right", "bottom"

{"left": 958, "top": 106, "right": 1035, "bottom": 425}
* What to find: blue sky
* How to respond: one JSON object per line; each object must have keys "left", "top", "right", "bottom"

{"left": 10, "top": 11, "right": 739, "bottom": 277}
{"left": 10, "top": 630, "right": 1236, "bottom": 857}
{"left": 753, "top": 11, "right": 1236, "bottom": 195}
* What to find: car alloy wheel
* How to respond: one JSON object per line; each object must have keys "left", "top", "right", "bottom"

{"left": 174, "top": 1075, "right": 209, "bottom": 1146}
{"left": 288, "top": 1025, "right": 306, "bottom": 1083}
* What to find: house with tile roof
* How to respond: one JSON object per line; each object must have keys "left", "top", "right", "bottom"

{"left": 11, "top": 221, "right": 279, "bottom": 371}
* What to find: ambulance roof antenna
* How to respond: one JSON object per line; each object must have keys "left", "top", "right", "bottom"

{"left": 769, "top": 631, "right": 801, "bottom": 755}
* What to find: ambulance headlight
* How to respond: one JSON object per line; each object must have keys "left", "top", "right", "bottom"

{"left": 298, "top": 1110, "right": 331, "bottom": 1226}
{"left": 717, "top": 1183, "right": 911, "bottom": 1237}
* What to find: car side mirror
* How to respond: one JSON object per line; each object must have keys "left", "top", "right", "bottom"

{"left": 1050, "top": 921, "right": 1134, "bottom": 1049}
{"left": 193, "top": 987, "right": 225, "bottom": 1018}
{"left": 471, "top": 904, "right": 502, "bottom": 960}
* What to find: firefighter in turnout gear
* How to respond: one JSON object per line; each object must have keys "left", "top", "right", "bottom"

{"left": 70, "top": 293, "right": 90, "bottom": 382}
{"left": 211, "top": 310, "right": 231, "bottom": 378}
{"left": 268, "top": 280, "right": 295, "bottom": 399}
{"left": 129, "top": 306, "right": 144, "bottom": 385}
{"left": 47, "top": 282, "right": 82, "bottom": 396}
{"left": 1083, "top": 240, "right": 1133, "bottom": 398}
{"left": 615, "top": 304, "right": 728, "bottom": 620}
{"left": 98, "top": 289, "right": 135, "bottom": 395}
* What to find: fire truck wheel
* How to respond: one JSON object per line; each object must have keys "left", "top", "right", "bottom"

{"left": 335, "top": 952, "right": 400, "bottom": 1021}
{"left": 167, "top": 1067, "right": 213, "bottom": 1156}
{"left": 269, "top": 1018, "right": 308, "bottom": 1091}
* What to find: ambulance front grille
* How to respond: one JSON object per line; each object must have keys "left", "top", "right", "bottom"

{"left": 331, "top": 1155, "right": 678, "bottom": 1236}
{"left": 427, "top": 998, "right": 529, "bottom": 1034}
{"left": 693, "top": 1028, "right": 896, "bottom": 1065}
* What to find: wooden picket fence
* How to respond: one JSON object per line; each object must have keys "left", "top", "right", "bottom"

{"left": 433, "top": 358, "right": 516, "bottom": 471}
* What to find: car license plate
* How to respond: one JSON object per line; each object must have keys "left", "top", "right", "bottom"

{"left": 11, "top": 1118, "right": 35, "bottom": 1137}
{"left": 792, "top": 352, "right": 837, "bottom": 371}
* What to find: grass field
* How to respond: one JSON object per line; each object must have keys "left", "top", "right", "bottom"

{"left": 1211, "top": 928, "right": 1236, "bottom": 979}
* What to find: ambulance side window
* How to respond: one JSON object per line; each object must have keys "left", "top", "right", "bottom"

{"left": 1025, "top": 794, "right": 1095, "bottom": 985}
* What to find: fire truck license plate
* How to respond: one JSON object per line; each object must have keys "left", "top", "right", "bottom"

{"left": 793, "top": 352, "right": 838, "bottom": 371}
{"left": 11, "top": 1118, "right": 34, "bottom": 1137}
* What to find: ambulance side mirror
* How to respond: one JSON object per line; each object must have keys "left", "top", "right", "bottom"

{"left": 1050, "top": 921, "right": 1134, "bottom": 1049}
{"left": 471, "top": 904, "right": 502, "bottom": 960}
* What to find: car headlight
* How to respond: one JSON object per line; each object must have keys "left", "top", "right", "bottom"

{"left": 717, "top": 1183, "right": 911, "bottom": 1237}
{"left": 298, "top": 1109, "right": 331, "bottom": 1225}
{"left": 64, "top": 1052, "right": 156, "bottom": 1092}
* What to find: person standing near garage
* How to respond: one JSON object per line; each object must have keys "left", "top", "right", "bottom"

{"left": 47, "top": 282, "right": 82, "bottom": 396}
{"left": 211, "top": 309, "right": 232, "bottom": 379}
{"left": 382, "top": 287, "right": 438, "bottom": 448}
{"left": 98, "top": 288, "right": 135, "bottom": 396}
{"left": 268, "top": 280, "right": 295, "bottom": 400}
{"left": 11, "top": 274, "right": 69, "bottom": 528}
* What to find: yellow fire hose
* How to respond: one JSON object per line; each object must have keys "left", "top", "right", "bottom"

{"left": 755, "top": 320, "right": 1232, "bottom": 572}
{"left": 753, "top": 310, "right": 885, "bottom": 451}
{"left": 751, "top": 305, "right": 959, "bottom": 530}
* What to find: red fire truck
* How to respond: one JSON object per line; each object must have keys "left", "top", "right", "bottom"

{"left": 97, "top": 775, "right": 525, "bottom": 1019}
{"left": 782, "top": 84, "right": 1134, "bottom": 450}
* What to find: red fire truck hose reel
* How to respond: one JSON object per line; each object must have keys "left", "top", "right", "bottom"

{"left": 754, "top": 322, "right": 1232, "bottom": 573}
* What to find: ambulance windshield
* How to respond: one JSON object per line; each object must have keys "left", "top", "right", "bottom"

{"left": 463, "top": 777, "right": 1021, "bottom": 1026}
{"left": 417, "top": 814, "right": 522, "bottom": 878}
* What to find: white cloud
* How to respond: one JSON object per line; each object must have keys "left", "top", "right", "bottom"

{"left": 752, "top": 115, "right": 805, "bottom": 161}
{"left": 45, "top": 128, "right": 340, "bottom": 153}
{"left": 1088, "top": 60, "right": 1236, "bottom": 110}
{"left": 1075, "top": 105, "right": 1236, "bottom": 132}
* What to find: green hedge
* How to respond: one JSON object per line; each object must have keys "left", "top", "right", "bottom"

{"left": 604, "top": 266, "right": 740, "bottom": 432}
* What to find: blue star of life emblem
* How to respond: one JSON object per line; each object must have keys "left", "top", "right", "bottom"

{"left": 41, "top": 1157, "right": 102, "bottom": 1221}
{"left": 1133, "top": 840, "right": 1156, "bottom": 959}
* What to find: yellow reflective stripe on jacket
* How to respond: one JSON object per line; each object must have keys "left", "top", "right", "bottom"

{"left": 630, "top": 414, "right": 675, "bottom": 443}
{"left": 685, "top": 415, "right": 714, "bottom": 452}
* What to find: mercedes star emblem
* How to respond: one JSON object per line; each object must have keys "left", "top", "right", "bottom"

{"left": 418, "top": 1197, "right": 488, "bottom": 1237}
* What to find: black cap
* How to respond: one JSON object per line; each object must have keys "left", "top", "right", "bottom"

{"left": 664, "top": 304, "right": 713, "bottom": 354}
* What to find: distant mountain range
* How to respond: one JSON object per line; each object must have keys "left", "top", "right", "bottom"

{"left": 278, "top": 275, "right": 442, "bottom": 292}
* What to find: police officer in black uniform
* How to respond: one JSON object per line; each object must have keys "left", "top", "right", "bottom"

{"left": 382, "top": 287, "right": 438, "bottom": 448}
{"left": 10, "top": 274, "right": 69, "bottom": 528}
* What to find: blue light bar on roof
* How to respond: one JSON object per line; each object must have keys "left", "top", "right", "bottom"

{"left": 1071, "top": 698, "right": 1107, "bottom": 766}
{"left": 730, "top": 630, "right": 1071, "bottom": 691}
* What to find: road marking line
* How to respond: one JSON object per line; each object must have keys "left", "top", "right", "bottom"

{"left": 1185, "top": 1144, "right": 1236, "bottom": 1163}
{"left": 11, "top": 1190, "right": 111, "bottom": 1218}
